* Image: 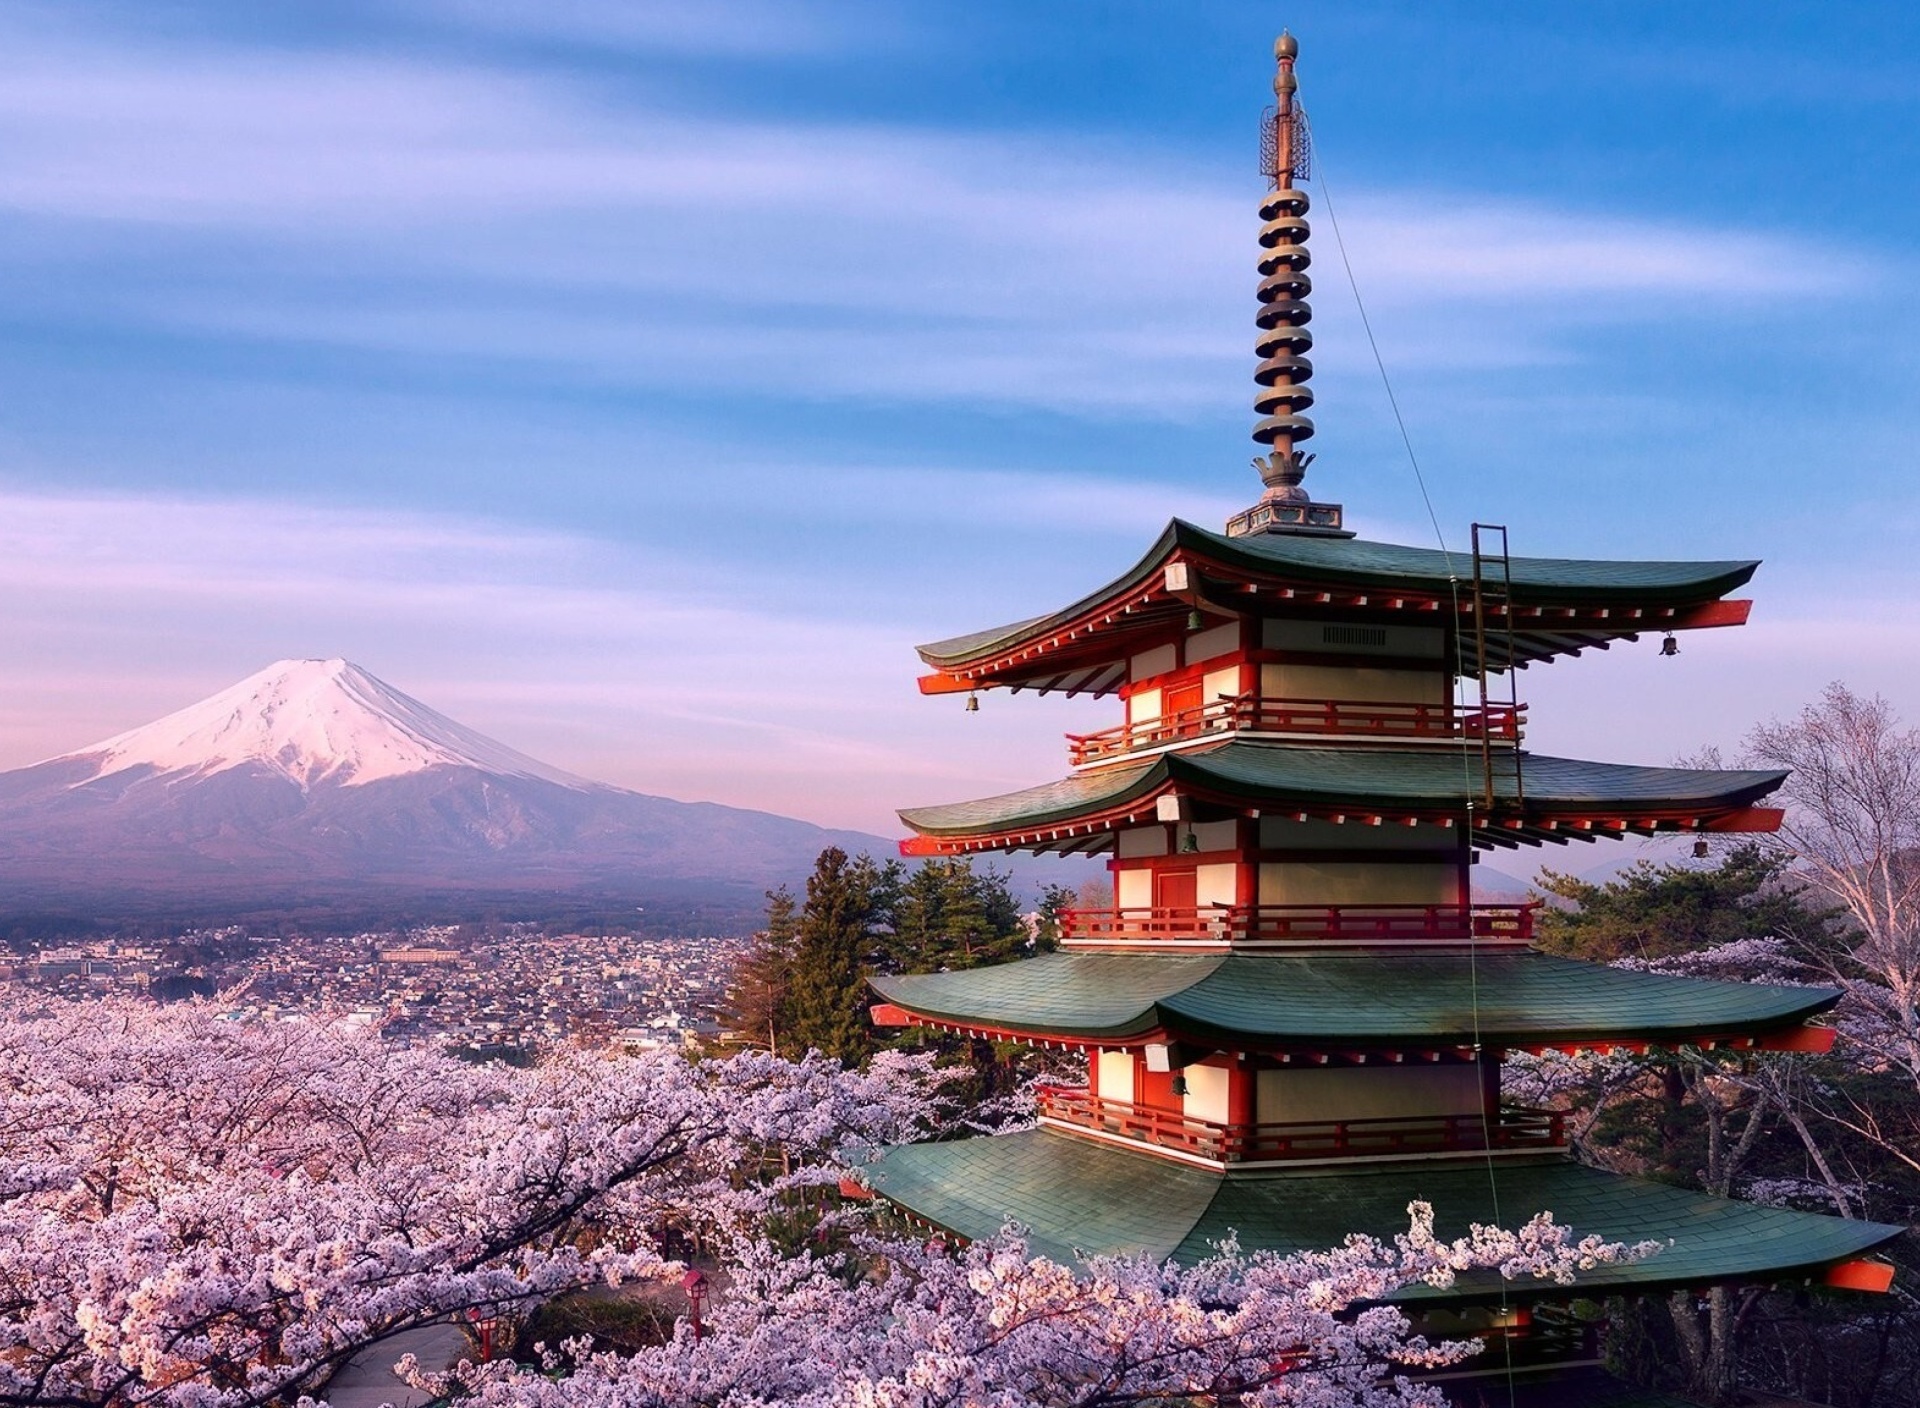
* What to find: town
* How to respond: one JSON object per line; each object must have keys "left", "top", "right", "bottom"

{"left": 0, "top": 927, "right": 743, "bottom": 1056}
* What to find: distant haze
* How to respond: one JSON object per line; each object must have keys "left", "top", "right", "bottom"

{"left": 0, "top": 658, "right": 1086, "bottom": 929}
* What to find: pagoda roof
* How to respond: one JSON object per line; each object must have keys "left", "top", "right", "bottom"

{"left": 916, "top": 520, "right": 1758, "bottom": 695}
{"left": 897, "top": 742, "right": 1786, "bottom": 853}
{"left": 865, "top": 1130, "right": 1901, "bottom": 1300}
{"left": 869, "top": 950, "right": 1837, "bottom": 1051}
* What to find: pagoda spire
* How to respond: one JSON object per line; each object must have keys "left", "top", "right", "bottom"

{"left": 1228, "top": 30, "right": 1349, "bottom": 539}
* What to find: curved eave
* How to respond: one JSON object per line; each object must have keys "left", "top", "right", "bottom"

{"left": 896, "top": 744, "right": 1787, "bottom": 855}
{"left": 915, "top": 520, "right": 1760, "bottom": 693}
{"left": 868, "top": 951, "right": 1839, "bottom": 1050}
{"left": 866, "top": 1131, "right": 1904, "bottom": 1295}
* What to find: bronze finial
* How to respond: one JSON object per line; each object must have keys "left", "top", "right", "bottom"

{"left": 1227, "top": 29, "right": 1348, "bottom": 539}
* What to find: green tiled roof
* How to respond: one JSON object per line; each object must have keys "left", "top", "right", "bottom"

{"left": 897, "top": 742, "right": 1786, "bottom": 838}
{"left": 919, "top": 520, "right": 1760, "bottom": 668}
{"left": 867, "top": 1130, "right": 1902, "bottom": 1300}
{"left": 869, "top": 950, "right": 1838, "bottom": 1045}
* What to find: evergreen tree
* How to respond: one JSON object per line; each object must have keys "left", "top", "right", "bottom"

{"left": 1533, "top": 843, "right": 1835, "bottom": 963}
{"left": 719, "top": 887, "right": 797, "bottom": 1055}
{"left": 786, "top": 848, "right": 886, "bottom": 1065}
{"left": 888, "top": 860, "right": 949, "bottom": 973}
{"left": 1029, "top": 882, "right": 1077, "bottom": 953}
{"left": 888, "top": 860, "right": 1028, "bottom": 972}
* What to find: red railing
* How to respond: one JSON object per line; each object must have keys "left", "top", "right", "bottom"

{"left": 1067, "top": 694, "right": 1524, "bottom": 765}
{"left": 1060, "top": 901, "right": 1539, "bottom": 946}
{"left": 1034, "top": 1087, "right": 1565, "bottom": 1163}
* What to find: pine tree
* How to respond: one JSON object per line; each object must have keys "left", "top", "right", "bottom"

{"left": 719, "top": 888, "right": 797, "bottom": 1054}
{"left": 888, "top": 861, "right": 948, "bottom": 972}
{"left": 887, "top": 860, "right": 1028, "bottom": 972}
{"left": 936, "top": 861, "right": 1025, "bottom": 968}
{"left": 786, "top": 848, "right": 885, "bottom": 1065}
{"left": 1030, "top": 882, "right": 1077, "bottom": 952}
{"left": 1533, "top": 843, "right": 1835, "bottom": 964}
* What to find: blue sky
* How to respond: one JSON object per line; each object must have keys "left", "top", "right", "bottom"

{"left": 1, "top": 0, "right": 1915, "bottom": 836}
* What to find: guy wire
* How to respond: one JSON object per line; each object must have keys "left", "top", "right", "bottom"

{"left": 1310, "top": 118, "right": 1521, "bottom": 1406}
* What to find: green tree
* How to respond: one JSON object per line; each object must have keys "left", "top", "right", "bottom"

{"left": 719, "top": 888, "right": 797, "bottom": 1055}
{"left": 1523, "top": 845, "right": 1896, "bottom": 1406}
{"left": 786, "top": 848, "right": 889, "bottom": 1065}
{"left": 1029, "top": 882, "right": 1077, "bottom": 952}
{"left": 888, "top": 860, "right": 1028, "bottom": 973}
{"left": 1533, "top": 843, "right": 1835, "bottom": 963}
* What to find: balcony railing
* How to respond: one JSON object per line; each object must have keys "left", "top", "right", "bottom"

{"left": 1035, "top": 1086, "right": 1565, "bottom": 1164}
{"left": 1060, "top": 901, "right": 1539, "bottom": 946}
{"left": 1066, "top": 694, "right": 1524, "bottom": 765}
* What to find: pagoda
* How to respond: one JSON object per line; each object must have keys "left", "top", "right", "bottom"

{"left": 862, "top": 31, "right": 1903, "bottom": 1398}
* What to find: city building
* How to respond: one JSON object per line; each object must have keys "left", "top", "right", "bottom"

{"left": 863, "top": 32, "right": 1902, "bottom": 1400}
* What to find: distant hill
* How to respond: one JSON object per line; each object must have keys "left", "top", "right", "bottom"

{"left": 0, "top": 659, "right": 1080, "bottom": 930}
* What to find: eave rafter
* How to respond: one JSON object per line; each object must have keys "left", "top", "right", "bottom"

{"left": 899, "top": 773, "right": 1784, "bottom": 858}
{"left": 917, "top": 542, "right": 1756, "bottom": 696}
{"left": 868, "top": 1002, "right": 1838, "bottom": 1061}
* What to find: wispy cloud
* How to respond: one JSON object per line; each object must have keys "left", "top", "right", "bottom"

{"left": 1522, "top": 601, "right": 1920, "bottom": 776}
{"left": 9, "top": 484, "right": 1906, "bottom": 842}
{"left": 0, "top": 5, "right": 1906, "bottom": 846}
{"left": 405, "top": 0, "right": 897, "bottom": 57}
{"left": 0, "top": 9, "right": 1874, "bottom": 423}
{"left": 0, "top": 488, "right": 1106, "bottom": 830}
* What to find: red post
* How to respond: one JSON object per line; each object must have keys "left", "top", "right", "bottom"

{"left": 681, "top": 1268, "right": 710, "bottom": 1343}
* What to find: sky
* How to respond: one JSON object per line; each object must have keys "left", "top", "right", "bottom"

{"left": 1, "top": 0, "right": 1916, "bottom": 839}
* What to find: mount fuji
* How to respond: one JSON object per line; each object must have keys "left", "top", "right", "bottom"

{"left": 0, "top": 660, "right": 900, "bottom": 926}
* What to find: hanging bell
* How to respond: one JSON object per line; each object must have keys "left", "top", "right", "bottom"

{"left": 965, "top": 693, "right": 979, "bottom": 713}
{"left": 1660, "top": 634, "right": 1679, "bottom": 657}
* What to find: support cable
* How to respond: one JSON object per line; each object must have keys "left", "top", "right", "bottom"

{"left": 1311, "top": 124, "right": 1523, "bottom": 1408}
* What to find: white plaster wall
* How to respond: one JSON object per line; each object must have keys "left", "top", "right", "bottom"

{"left": 1183, "top": 1062, "right": 1231, "bottom": 1124}
{"left": 1195, "top": 862, "right": 1239, "bottom": 907}
{"left": 1117, "top": 826, "right": 1169, "bottom": 858}
{"left": 1203, "top": 666, "right": 1242, "bottom": 701}
{"left": 1130, "top": 645, "right": 1177, "bottom": 681}
{"left": 1129, "top": 687, "right": 1163, "bottom": 725}
{"left": 1260, "top": 663, "right": 1447, "bottom": 704}
{"left": 1187, "top": 622, "right": 1240, "bottom": 664}
{"left": 1187, "top": 820, "right": 1237, "bottom": 853}
{"left": 1098, "top": 1050, "right": 1136, "bottom": 1106}
{"left": 1115, "top": 868, "right": 1152, "bottom": 910}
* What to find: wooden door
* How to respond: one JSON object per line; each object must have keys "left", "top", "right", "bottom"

{"left": 1154, "top": 868, "right": 1198, "bottom": 933}
{"left": 1162, "top": 679, "right": 1204, "bottom": 731}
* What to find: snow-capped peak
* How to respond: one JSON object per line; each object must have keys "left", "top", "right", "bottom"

{"left": 55, "top": 659, "right": 595, "bottom": 791}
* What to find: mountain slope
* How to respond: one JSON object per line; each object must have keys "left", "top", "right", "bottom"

{"left": 52, "top": 658, "right": 590, "bottom": 790}
{"left": 0, "top": 660, "right": 910, "bottom": 923}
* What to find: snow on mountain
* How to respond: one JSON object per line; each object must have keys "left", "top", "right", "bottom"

{"left": 0, "top": 658, "right": 1090, "bottom": 922}
{"left": 50, "top": 658, "right": 595, "bottom": 792}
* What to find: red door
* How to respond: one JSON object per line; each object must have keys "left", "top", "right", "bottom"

{"left": 1154, "top": 868, "right": 1198, "bottom": 936}
{"left": 1163, "top": 679, "right": 1204, "bottom": 734}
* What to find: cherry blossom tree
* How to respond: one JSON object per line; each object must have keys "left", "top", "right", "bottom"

{"left": 0, "top": 999, "right": 942, "bottom": 1408}
{"left": 418, "top": 1206, "right": 1653, "bottom": 1408}
{"left": 0, "top": 999, "right": 1654, "bottom": 1408}
{"left": 1748, "top": 685, "right": 1920, "bottom": 1111}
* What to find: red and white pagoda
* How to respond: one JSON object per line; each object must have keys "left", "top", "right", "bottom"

{"left": 863, "top": 32, "right": 1902, "bottom": 1403}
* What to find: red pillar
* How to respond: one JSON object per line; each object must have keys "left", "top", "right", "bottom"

{"left": 1227, "top": 1060, "right": 1256, "bottom": 1127}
